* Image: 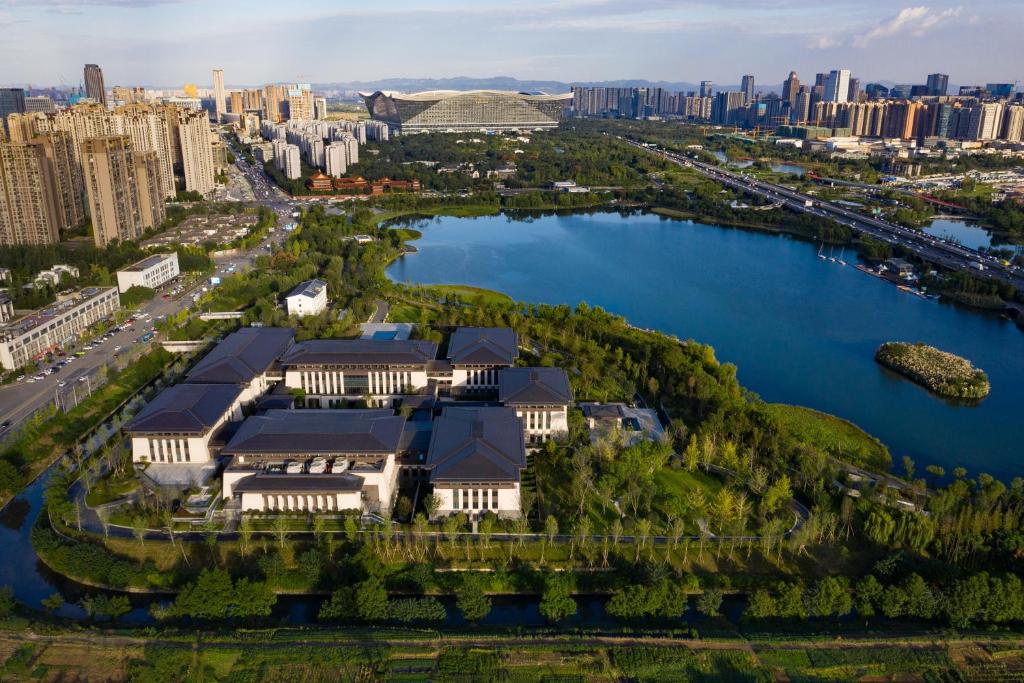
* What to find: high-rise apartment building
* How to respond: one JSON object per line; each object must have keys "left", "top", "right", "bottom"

{"left": 926, "top": 73, "right": 949, "bottom": 97}
{"left": 967, "top": 102, "right": 1005, "bottom": 141}
{"left": 175, "top": 108, "right": 216, "bottom": 195}
{"left": 112, "top": 86, "right": 146, "bottom": 105}
{"left": 229, "top": 91, "right": 244, "bottom": 115}
{"left": 287, "top": 84, "right": 314, "bottom": 121}
{"left": 794, "top": 87, "right": 812, "bottom": 124}
{"left": 212, "top": 68, "right": 226, "bottom": 121}
{"left": 1003, "top": 106, "right": 1024, "bottom": 142}
{"left": 81, "top": 136, "right": 145, "bottom": 246}
{"left": 824, "top": 69, "right": 851, "bottom": 103}
{"left": 699, "top": 81, "right": 713, "bottom": 98}
{"left": 132, "top": 150, "right": 166, "bottom": 231}
{"left": 263, "top": 84, "right": 288, "bottom": 123}
{"left": 118, "top": 103, "right": 175, "bottom": 201}
{"left": 740, "top": 75, "right": 755, "bottom": 105}
{"left": 83, "top": 64, "right": 107, "bottom": 106}
{"left": 243, "top": 89, "right": 263, "bottom": 112}
{"left": 314, "top": 97, "right": 328, "bottom": 120}
{"left": 325, "top": 141, "right": 348, "bottom": 177}
{"left": 281, "top": 144, "right": 301, "bottom": 179}
{"left": 0, "top": 140, "right": 64, "bottom": 245}
{"left": 37, "top": 131, "right": 85, "bottom": 231}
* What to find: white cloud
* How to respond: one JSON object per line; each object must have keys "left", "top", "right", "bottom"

{"left": 809, "top": 35, "right": 839, "bottom": 49}
{"left": 852, "top": 5, "right": 962, "bottom": 47}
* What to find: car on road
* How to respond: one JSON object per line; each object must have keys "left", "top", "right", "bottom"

{"left": 57, "top": 380, "right": 66, "bottom": 387}
{"left": 15, "top": 375, "right": 24, "bottom": 382}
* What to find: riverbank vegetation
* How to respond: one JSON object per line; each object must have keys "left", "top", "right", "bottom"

{"left": 875, "top": 342, "right": 990, "bottom": 399}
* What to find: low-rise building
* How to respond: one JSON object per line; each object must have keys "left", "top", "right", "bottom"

{"left": 221, "top": 409, "right": 405, "bottom": 512}
{"left": 0, "top": 292, "right": 13, "bottom": 324}
{"left": 184, "top": 327, "right": 294, "bottom": 405}
{"left": 34, "top": 264, "right": 79, "bottom": 288}
{"left": 0, "top": 287, "right": 119, "bottom": 370}
{"left": 447, "top": 326, "right": 518, "bottom": 393}
{"left": 426, "top": 406, "right": 526, "bottom": 519}
{"left": 284, "top": 278, "right": 327, "bottom": 317}
{"left": 115, "top": 252, "right": 180, "bottom": 293}
{"left": 126, "top": 383, "right": 244, "bottom": 478}
{"left": 580, "top": 402, "right": 665, "bottom": 446}
{"left": 498, "top": 367, "right": 573, "bottom": 443}
{"left": 281, "top": 339, "right": 437, "bottom": 407}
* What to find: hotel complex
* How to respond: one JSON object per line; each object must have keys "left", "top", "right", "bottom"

{"left": 127, "top": 326, "right": 572, "bottom": 517}
{"left": 361, "top": 90, "right": 572, "bottom": 133}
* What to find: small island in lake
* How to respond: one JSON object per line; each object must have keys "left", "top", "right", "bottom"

{"left": 875, "top": 342, "right": 990, "bottom": 400}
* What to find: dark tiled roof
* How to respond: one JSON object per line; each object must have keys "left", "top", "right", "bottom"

{"left": 186, "top": 327, "right": 295, "bottom": 385}
{"left": 280, "top": 339, "right": 438, "bottom": 366}
{"left": 581, "top": 403, "right": 628, "bottom": 419}
{"left": 233, "top": 472, "right": 364, "bottom": 494}
{"left": 447, "top": 327, "right": 519, "bottom": 366}
{"left": 126, "top": 384, "right": 242, "bottom": 434}
{"left": 426, "top": 407, "right": 525, "bottom": 483}
{"left": 498, "top": 367, "right": 572, "bottom": 405}
{"left": 223, "top": 409, "right": 405, "bottom": 455}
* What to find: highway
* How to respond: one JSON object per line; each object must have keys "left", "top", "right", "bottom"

{"left": 627, "top": 139, "right": 1024, "bottom": 291}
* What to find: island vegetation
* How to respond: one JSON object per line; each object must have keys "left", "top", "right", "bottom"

{"left": 875, "top": 341, "right": 990, "bottom": 400}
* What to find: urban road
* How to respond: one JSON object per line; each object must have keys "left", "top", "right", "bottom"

{"left": 0, "top": 145, "right": 298, "bottom": 442}
{"left": 626, "top": 138, "right": 1024, "bottom": 291}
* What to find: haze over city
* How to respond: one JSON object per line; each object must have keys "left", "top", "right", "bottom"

{"left": 1, "top": 0, "right": 1023, "bottom": 86}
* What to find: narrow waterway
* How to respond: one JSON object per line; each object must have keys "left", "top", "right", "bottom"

{"left": 387, "top": 211, "right": 1024, "bottom": 481}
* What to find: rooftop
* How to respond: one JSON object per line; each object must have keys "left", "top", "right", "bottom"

{"left": 426, "top": 406, "right": 526, "bottom": 483}
{"left": 186, "top": 327, "right": 295, "bottom": 385}
{"left": 125, "top": 383, "right": 242, "bottom": 434}
{"left": 280, "top": 339, "right": 438, "bottom": 367}
{"left": 121, "top": 253, "right": 176, "bottom": 273}
{"left": 233, "top": 472, "right": 364, "bottom": 495}
{"left": 498, "top": 367, "right": 573, "bottom": 406}
{"left": 223, "top": 409, "right": 405, "bottom": 455}
{"left": 286, "top": 278, "right": 327, "bottom": 300}
{"left": 447, "top": 327, "right": 519, "bottom": 367}
{"left": 0, "top": 287, "right": 117, "bottom": 339}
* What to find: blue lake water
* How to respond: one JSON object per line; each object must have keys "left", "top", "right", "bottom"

{"left": 388, "top": 211, "right": 1024, "bottom": 480}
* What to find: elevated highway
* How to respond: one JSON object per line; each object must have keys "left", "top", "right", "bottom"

{"left": 628, "top": 139, "right": 1024, "bottom": 291}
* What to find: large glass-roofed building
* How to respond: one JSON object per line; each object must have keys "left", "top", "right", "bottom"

{"left": 361, "top": 90, "right": 572, "bottom": 133}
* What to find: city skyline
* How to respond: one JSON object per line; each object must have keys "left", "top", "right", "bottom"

{"left": 0, "top": 1, "right": 1022, "bottom": 88}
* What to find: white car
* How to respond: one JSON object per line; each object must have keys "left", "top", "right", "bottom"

{"left": 285, "top": 461, "right": 303, "bottom": 474}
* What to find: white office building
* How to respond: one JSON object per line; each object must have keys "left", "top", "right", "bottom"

{"left": 0, "top": 287, "right": 119, "bottom": 370}
{"left": 115, "top": 252, "right": 180, "bottom": 293}
{"left": 825, "top": 69, "right": 851, "bottom": 103}
{"left": 285, "top": 279, "right": 328, "bottom": 317}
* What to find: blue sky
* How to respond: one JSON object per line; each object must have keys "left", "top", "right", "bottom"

{"left": 0, "top": 0, "right": 1020, "bottom": 88}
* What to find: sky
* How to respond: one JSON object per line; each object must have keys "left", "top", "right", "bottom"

{"left": 0, "top": 0, "right": 1021, "bottom": 89}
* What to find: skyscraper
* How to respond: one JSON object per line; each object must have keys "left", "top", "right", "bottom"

{"left": 847, "top": 78, "right": 861, "bottom": 103}
{"left": 824, "top": 69, "right": 851, "bottom": 103}
{"left": 782, "top": 71, "right": 800, "bottom": 110}
{"left": 699, "top": 80, "right": 713, "bottom": 98}
{"left": 0, "top": 89, "right": 26, "bottom": 135}
{"left": 83, "top": 64, "right": 107, "bottom": 106}
{"left": 212, "top": 68, "right": 225, "bottom": 121}
{"left": 926, "top": 73, "right": 949, "bottom": 97}
{"left": 741, "top": 75, "right": 755, "bottom": 105}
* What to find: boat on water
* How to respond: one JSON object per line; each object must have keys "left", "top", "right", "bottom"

{"left": 828, "top": 246, "right": 836, "bottom": 262}
{"left": 817, "top": 242, "right": 826, "bottom": 260}
{"left": 838, "top": 247, "right": 847, "bottom": 266}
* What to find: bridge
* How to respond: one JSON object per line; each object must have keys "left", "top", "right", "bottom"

{"left": 627, "top": 139, "right": 1024, "bottom": 291}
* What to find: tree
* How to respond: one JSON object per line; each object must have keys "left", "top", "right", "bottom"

{"left": 0, "top": 585, "right": 15, "bottom": 619}
{"left": 541, "top": 515, "right": 558, "bottom": 563}
{"left": 762, "top": 475, "right": 792, "bottom": 514}
{"left": 456, "top": 577, "right": 492, "bottom": 622}
{"left": 80, "top": 594, "right": 131, "bottom": 621}
{"left": 273, "top": 514, "right": 290, "bottom": 549}
{"left": 854, "top": 575, "right": 883, "bottom": 618}
{"left": 539, "top": 574, "right": 576, "bottom": 623}
{"left": 131, "top": 515, "right": 147, "bottom": 549}
{"left": 38, "top": 591, "right": 63, "bottom": 614}
{"left": 810, "top": 577, "right": 851, "bottom": 618}
{"left": 354, "top": 577, "right": 390, "bottom": 621}
{"left": 697, "top": 588, "right": 723, "bottom": 617}
{"left": 319, "top": 587, "right": 358, "bottom": 622}
{"left": 746, "top": 589, "right": 778, "bottom": 619}
{"left": 425, "top": 493, "right": 443, "bottom": 519}
{"left": 232, "top": 578, "right": 277, "bottom": 618}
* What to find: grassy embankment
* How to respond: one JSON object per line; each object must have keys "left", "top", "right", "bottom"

{"left": 765, "top": 404, "right": 891, "bottom": 472}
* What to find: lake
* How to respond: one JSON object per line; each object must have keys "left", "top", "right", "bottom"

{"left": 388, "top": 211, "right": 1024, "bottom": 480}
{"left": 924, "top": 217, "right": 1024, "bottom": 254}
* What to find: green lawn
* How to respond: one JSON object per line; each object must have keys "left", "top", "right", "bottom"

{"left": 766, "top": 403, "right": 891, "bottom": 471}
{"left": 422, "top": 284, "right": 513, "bottom": 306}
